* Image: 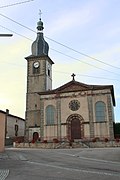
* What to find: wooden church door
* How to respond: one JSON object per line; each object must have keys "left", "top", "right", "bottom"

{"left": 71, "top": 119, "right": 81, "bottom": 139}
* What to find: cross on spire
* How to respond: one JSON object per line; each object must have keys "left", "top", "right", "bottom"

{"left": 71, "top": 73, "right": 76, "bottom": 81}
{"left": 39, "top": 9, "right": 42, "bottom": 20}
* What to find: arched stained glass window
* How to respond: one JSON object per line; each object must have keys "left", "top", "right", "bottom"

{"left": 46, "top": 105, "right": 55, "bottom": 125}
{"left": 95, "top": 101, "right": 106, "bottom": 122}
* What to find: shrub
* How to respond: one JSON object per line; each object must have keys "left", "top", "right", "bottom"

{"left": 70, "top": 139, "right": 74, "bottom": 143}
{"left": 31, "top": 139, "right": 35, "bottom": 143}
{"left": 92, "top": 138, "right": 96, "bottom": 143}
{"left": 104, "top": 138, "right": 109, "bottom": 142}
{"left": 43, "top": 140, "right": 47, "bottom": 143}
{"left": 53, "top": 138, "right": 59, "bottom": 143}
{"left": 115, "top": 138, "right": 120, "bottom": 143}
{"left": 92, "top": 137, "right": 100, "bottom": 142}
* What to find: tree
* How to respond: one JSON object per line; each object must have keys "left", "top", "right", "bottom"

{"left": 114, "top": 123, "right": 120, "bottom": 138}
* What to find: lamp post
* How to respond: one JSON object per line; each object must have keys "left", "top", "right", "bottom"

{"left": 0, "top": 34, "right": 13, "bottom": 37}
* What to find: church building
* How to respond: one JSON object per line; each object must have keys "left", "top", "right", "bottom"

{"left": 25, "top": 17, "right": 115, "bottom": 142}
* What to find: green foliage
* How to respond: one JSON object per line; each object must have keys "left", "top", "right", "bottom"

{"left": 114, "top": 123, "right": 120, "bottom": 138}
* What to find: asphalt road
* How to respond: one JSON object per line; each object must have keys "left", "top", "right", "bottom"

{"left": 0, "top": 147, "right": 120, "bottom": 180}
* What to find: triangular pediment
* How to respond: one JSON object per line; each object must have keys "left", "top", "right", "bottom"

{"left": 54, "top": 80, "right": 92, "bottom": 93}
{"left": 38, "top": 80, "right": 115, "bottom": 106}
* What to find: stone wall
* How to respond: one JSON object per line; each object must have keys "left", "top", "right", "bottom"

{"left": 13, "top": 140, "right": 120, "bottom": 149}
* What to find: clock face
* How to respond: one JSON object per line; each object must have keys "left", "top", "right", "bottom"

{"left": 69, "top": 100, "right": 80, "bottom": 111}
{"left": 33, "top": 61, "right": 39, "bottom": 68}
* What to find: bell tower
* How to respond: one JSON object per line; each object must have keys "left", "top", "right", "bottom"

{"left": 25, "top": 16, "right": 54, "bottom": 140}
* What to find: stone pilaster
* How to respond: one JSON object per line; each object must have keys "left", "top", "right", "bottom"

{"left": 87, "top": 96, "right": 94, "bottom": 138}
{"left": 107, "top": 95, "right": 114, "bottom": 139}
{"left": 40, "top": 98, "right": 44, "bottom": 140}
{"left": 24, "top": 111, "right": 29, "bottom": 142}
{"left": 56, "top": 98, "right": 61, "bottom": 140}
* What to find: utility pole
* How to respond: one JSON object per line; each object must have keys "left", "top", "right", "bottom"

{"left": 0, "top": 33, "right": 13, "bottom": 151}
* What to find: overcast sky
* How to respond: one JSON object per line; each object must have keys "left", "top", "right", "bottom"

{"left": 0, "top": 0, "right": 120, "bottom": 122}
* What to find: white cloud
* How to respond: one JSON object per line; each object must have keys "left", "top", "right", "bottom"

{"left": 48, "top": 0, "right": 106, "bottom": 36}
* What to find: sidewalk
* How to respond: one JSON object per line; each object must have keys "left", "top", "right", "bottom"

{"left": 0, "top": 151, "right": 9, "bottom": 160}
{"left": 0, "top": 169, "right": 9, "bottom": 180}
{"left": 0, "top": 148, "right": 25, "bottom": 179}
{"left": 0, "top": 148, "right": 27, "bottom": 161}
{"left": 0, "top": 147, "right": 120, "bottom": 180}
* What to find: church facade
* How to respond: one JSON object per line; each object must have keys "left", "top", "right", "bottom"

{"left": 25, "top": 18, "right": 115, "bottom": 142}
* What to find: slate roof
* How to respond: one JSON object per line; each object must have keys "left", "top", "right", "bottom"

{"left": 0, "top": 110, "right": 25, "bottom": 121}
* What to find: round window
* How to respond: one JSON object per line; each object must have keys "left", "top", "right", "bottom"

{"left": 69, "top": 100, "right": 80, "bottom": 111}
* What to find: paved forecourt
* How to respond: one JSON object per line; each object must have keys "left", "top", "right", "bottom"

{"left": 0, "top": 147, "right": 120, "bottom": 180}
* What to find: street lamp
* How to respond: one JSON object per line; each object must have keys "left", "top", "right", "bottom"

{"left": 0, "top": 34, "right": 13, "bottom": 37}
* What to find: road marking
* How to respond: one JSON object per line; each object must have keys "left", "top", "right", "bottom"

{"left": 58, "top": 152, "right": 74, "bottom": 156}
{"left": 57, "top": 152, "right": 120, "bottom": 165}
{"left": 28, "top": 161, "right": 120, "bottom": 177}
{"left": 77, "top": 156, "right": 120, "bottom": 165}
{"left": 0, "top": 169, "right": 9, "bottom": 180}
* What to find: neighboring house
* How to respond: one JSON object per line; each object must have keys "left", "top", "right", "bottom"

{"left": 0, "top": 113, "right": 5, "bottom": 152}
{"left": 0, "top": 109, "right": 25, "bottom": 141}
{"left": 25, "top": 18, "right": 115, "bottom": 142}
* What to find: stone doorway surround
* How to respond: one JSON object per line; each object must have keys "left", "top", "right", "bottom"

{"left": 33, "top": 132, "right": 39, "bottom": 141}
{"left": 66, "top": 114, "right": 84, "bottom": 141}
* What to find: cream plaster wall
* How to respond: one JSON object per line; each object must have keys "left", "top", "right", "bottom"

{"left": 42, "top": 92, "right": 91, "bottom": 140}
{"left": 60, "top": 95, "right": 89, "bottom": 123}
{"left": 84, "top": 124, "right": 90, "bottom": 138}
{"left": 38, "top": 88, "right": 114, "bottom": 141}
{"left": 61, "top": 125, "right": 67, "bottom": 140}
{"left": 44, "top": 126, "right": 58, "bottom": 140}
{"left": 43, "top": 91, "right": 90, "bottom": 123}
{"left": 94, "top": 123, "right": 109, "bottom": 138}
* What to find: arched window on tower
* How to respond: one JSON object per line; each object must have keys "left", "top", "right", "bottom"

{"left": 47, "top": 63, "right": 51, "bottom": 77}
{"left": 48, "top": 68, "right": 50, "bottom": 77}
{"left": 95, "top": 101, "right": 106, "bottom": 122}
{"left": 46, "top": 105, "right": 55, "bottom": 125}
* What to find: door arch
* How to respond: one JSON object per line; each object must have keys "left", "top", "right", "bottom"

{"left": 66, "top": 114, "right": 84, "bottom": 140}
{"left": 33, "top": 132, "right": 39, "bottom": 142}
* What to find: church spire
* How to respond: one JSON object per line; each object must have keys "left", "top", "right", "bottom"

{"left": 31, "top": 11, "right": 49, "bottom": 56}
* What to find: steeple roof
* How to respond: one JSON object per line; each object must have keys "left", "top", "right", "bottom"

{"left": 31, "top": 17, "right": 49, "bottom": 56}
